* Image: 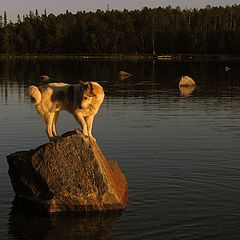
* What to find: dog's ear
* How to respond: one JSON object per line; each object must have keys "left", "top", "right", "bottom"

{"left": 80, "top": 81, "right": 96, "bottom": 97}
{"left": 87, "top": 82, "right": 96, "bottom": 97}
{"left": 80, "top": 81, "right": 90, "bottom": 91}
{"left": 87, "top": 82, "right": 93, "bottom": 91}
{"left": 81, "top": 81, "right": 95, "bottom": 96}
{"left": 80, "top": 81, "right": 87, "bottom": 86}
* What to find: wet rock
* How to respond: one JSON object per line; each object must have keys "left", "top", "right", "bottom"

{"left": 7, "top": 129, "right": 128, "bottom": 213}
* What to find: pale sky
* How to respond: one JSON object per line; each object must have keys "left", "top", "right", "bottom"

{"left": 2, "top": 0, "right": 240, "bottom": 22}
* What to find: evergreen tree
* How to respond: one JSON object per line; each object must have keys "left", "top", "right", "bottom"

{"left": 1, "top": 5, "right": 240, "bottom": 54}
{"left": 3, "top": 11, "right": 7, "bottom": 26}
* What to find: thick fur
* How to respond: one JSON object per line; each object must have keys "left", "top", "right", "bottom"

{"left": 27, "top": 81, "right": 104, "bottom": 141}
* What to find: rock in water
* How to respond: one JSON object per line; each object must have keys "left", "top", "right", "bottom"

{"left": 119, "top": 71, "right": 132, "bottom": 80}
{"left": 7, "top": 129, "right": 128, "bottom": 213}
{"left": 179, "top": 85, "right": 196, "bottom": 96}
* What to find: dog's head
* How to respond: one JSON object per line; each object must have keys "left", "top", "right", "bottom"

{"left": 79, "top": 81, "right": 96, "bottom": 109}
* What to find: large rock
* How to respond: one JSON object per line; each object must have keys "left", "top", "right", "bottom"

{"left": 7, "top": 129, "right": 128, "bottom": 213}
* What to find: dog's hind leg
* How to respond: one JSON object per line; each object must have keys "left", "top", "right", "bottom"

{"left": 43, "top": 112, "right": 55, "bottom": 140}
{"left": 52, "top": 112, "right": 59, "bottom": 137}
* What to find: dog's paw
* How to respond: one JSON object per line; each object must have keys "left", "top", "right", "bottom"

{"left": 82, "top": 131, "right": 89, "bottom": 137}
{"left": 49, "top": 136, "right": 56, "bottom": 141}
{"left": 90, "top": 136, "right": 96, "bottom": 142}
{"left": 49, "top": 136, "right": 60, "bottom": 141}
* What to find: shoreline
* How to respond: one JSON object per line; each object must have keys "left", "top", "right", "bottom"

{"left": 0, "top": 54, "right": 240, "bottom": 61}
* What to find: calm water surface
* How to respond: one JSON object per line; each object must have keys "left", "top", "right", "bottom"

{"left": 1, "top": 59, "right": 240, "bottom": 239}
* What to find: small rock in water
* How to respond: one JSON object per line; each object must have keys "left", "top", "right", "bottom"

{"left": 119, "top": 71, "right": 132, "bottom": 80}
{"left": 178, "top": 75, "right": 196, "bottom": 87}
{"left": 225, "top": 66, "right": 231, "bottom": 72}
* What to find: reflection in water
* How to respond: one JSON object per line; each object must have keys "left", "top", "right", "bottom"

{"left": 179, "top": 85, "right": 196, "bottom": 96}
{"left": 1, "top": 59, "right": 240, "bottom": 104}
{"left": 2, "top": 59, "right": 240, "bottom": 240}
{"left": 8, "top": 207, "right": 121, "bottom": 240}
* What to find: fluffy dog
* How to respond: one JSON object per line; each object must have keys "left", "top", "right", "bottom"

{"left": 27, "top": 81, "right": 104, "bottom": 141}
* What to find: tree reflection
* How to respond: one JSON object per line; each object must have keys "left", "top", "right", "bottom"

{"left": 0, "top": 59, "right": 240, "bottom": 104}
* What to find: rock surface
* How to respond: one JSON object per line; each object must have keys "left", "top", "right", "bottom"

{"left": 7, "top": 129, "right": 128, "bottom": 213}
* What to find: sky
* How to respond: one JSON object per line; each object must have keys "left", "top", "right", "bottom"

{"left": 2, "top": 0, "right": 240, "bottom": 22}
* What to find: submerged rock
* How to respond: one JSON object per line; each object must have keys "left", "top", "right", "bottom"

{"left": 7, "top": 129, "right": 128, "bottom": 213}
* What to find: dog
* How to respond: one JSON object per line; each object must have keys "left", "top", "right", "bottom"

{"left": 27, "top": 81, "right": 105, "bottom": 141}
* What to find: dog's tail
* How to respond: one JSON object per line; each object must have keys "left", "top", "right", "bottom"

{"left": 27, "top": 85, "right": 42, "bottom": 104}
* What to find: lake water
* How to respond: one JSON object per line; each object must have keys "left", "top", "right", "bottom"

{"left": 1, "top": 59, "right": 240, "bottom": 239}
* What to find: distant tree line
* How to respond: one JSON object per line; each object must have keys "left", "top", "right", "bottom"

{"left": 1, "top": 5, "right": 240, "bottom": 55}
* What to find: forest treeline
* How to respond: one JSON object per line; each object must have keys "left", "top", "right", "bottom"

{"left": 1, "top": 5, "right": 240, "bottom": 55}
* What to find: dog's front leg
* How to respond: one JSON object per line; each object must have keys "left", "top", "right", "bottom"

{"left": 85, "top": 114, "right": 96, "bottom": 141}
{"left": 73, "top": 110, "right": 88, "bottom": 136}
